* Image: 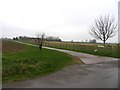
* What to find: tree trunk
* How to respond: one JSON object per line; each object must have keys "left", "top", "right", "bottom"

{"left": 39, "top": 45, "right": 41, "bottom": 50}
{"left": 103, "top": 40, "right": 105, "bottom": 46}
{"left": 39, "top": 42, "right": 43, "bottom": 51}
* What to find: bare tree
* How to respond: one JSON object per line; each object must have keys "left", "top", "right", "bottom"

{"left": 89, "top": 15, "right": 117, "bottom": 45}
{"left": 36, "top": 33, "right": 45, "bottom": 50}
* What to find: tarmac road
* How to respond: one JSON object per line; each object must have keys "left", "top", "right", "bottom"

{"left": 3, "top": 60, "right": 119, "bottom": 88}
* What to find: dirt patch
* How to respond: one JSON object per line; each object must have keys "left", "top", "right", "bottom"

{"left": 78, "top": 56, "right": 87, "bottom": 58}
{"left": 67, "top": 54, "right": 84, "bottom": 65}
{"left": 2, "top": 40, "right": 26, "bottom": 53}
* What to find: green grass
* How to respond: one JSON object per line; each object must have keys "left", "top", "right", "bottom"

{"left": 2, "top": 40, "right": 82, "bottom": 83}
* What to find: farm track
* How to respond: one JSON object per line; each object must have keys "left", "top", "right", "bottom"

{"left": 13, "top": 40, "right": 119, "bottom": 64}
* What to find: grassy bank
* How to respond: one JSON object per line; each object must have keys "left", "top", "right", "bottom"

{"left": 2, "top": 40, "right": 82, "bottom": 83}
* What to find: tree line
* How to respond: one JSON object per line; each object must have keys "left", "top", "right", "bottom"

{"left": 13, "top": 35, "right": 62, "bottom": 42}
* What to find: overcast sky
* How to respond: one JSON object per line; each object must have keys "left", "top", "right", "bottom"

{"left": 0, "top": 0, "right": 119, "bottom": 43}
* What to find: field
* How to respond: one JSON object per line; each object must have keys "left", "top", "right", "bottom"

{"left": 43, "top": 41, "right": 120, "bottom": 58}
{"left": 2, "top": 40, "right": 82, "bottom": 82}
{"left": 18, "top": 39, "right": 120, "bottom": 58}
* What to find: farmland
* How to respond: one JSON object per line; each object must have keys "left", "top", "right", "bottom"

{"left": 2, "top": 40, "right": 82, "bottom": 82}
{"left": 18, "top": 39, "right": 120, "bottom": 58}
{"left": 43, "top": 41, "right": 120, "bottom": 58}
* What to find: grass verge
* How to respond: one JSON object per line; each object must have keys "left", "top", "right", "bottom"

{"left": 2, "top": 40, "right": 83, "bottom": 83}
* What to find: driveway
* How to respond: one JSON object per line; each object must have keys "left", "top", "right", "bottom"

{"left": 3, "top": 41, "right": 119, "bottom": 88}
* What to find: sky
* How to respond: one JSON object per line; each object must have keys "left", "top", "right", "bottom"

{"left": 0, "top": 0, "right": 119, "bottom": 43}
